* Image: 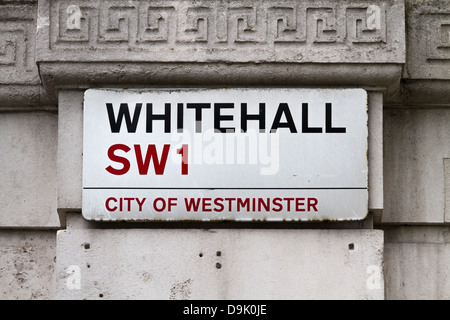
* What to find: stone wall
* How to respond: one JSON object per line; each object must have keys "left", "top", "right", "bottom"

{"left": 0, "top": 0, "right": 449, "bottom": 300}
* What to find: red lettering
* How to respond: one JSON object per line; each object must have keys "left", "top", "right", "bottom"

{"left": 224, "top": 198, "right": 236, "bottom": 211}
{"left": 177, "top": 144, "right": 189, "bottom": 175}
{"left": 185, "top": 198, "right": 201, "bottom": 212}
{"left": 257, "top": 198, "right": 270, "bottom": 211}
{"left": 202, "top": 198, "right": 212, "bottom": 212}
{"left": 168, "top": 198, "right": 177, "bottom": 212}
{"left": 283, "top": 198, "right": 294, "bottom": 211}
{"left": 105, "top": 197, "right": 117, "bottom": 212}
{"left": 308, "top": 198, "right": 318, "bottom": 212}
{"left": 237, "top": 198, "right": 249, "bottom": 212}
{"left": 106, "top": 144, "right": 131, "bottom": 175}
{"left": 124, "top": 197, "right": 134, "bottom": 211}
{"left": 179, "top": 197, "right": 319, "bottom": 213}
{"left": 135, "top": 198, "right": 146, "bottom": 212}
{"left": 213, "top": 198, "right": 224, "bottom": 212}
{"left": 272, "top": 197, "right": 282, "bottom": 212}
{"left": 153, "top": 198, "right": 166, "bottom": 212}
{"left": 296, "top": 198, "right": 305, "bottom": 212}
{"left": 134, "top": 144, "right": 170, "bottom": 175}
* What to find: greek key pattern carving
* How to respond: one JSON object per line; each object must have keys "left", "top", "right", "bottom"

{"left": 50, "top": 1, "right": 387, "bottom": 48}
{"left": 425, "top": 14, "right": 450, "bottom": 61}
{"left": 406, "top": 0, "right": 450, "bottom": 79}
{"left": 0, "top": 5, "right": 38, "bottom": 84}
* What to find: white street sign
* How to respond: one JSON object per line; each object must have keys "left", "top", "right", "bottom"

{"left": 82, "top": 88, "right": 368, "bottom": 221}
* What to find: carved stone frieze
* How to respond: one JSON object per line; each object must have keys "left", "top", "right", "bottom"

{"left": 32, "top": 0, "right": 406, "bottom": 101}
{"left": 38, "top": 0, "right": 403, "bottom": 63}
{"left": 0, "top": 1, "right": 51, "bottom": 107}
{"left": 400, "top": 0, "right": 450, "bottom": 106}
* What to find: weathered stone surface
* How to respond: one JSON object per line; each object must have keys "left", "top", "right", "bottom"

{"left": 0, "top": 230, "right": 56, "bottom": 300}
{"left": 383, "top": 108, "right": 450, "bottom": 223}
{"left": 405, "top": 0, "right": 450, "bottom": 81}
{"left": 384, "top": 226, "right": 450, "bottom": 300}
{"left": 36, "top": 0, "right": 405, "bottom": 99}
{"left": 56, "top": 228, "right": 384, "bottom": 299}
{"left": 0, "top": 111, "right": 60, "bottom": 227}
{"left": 368, "top": 92, "right": 383, "bottom": 213}
{"left": 0, "top": 1, "right": 51, "bottom": 107}
{"left": 3, "top": 0, "right": 450, "bottom": 302}
{"left": 0, "top": 2, "right": 39, "bottom": 85}
{"left": 445, "top": 158, "right": 450, "bottom": 222}
{"left": 398, "top": 0, "right": 450, "bottom": 107}
{"left": 10, "top": 0, "right": 450, "bottom": 107}
{"left": 57, "top": 91, "right": 83, "bottom": 217}
{"left": 38, "top": 0, "right": 404, "bottom": 63}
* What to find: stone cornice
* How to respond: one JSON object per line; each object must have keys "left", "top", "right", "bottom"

{"left": 34, "top": 0, "right": 406, "bottom": 101}
{"left": 396, "top": 0, "right": 450, "bottom": 107}
{"left": 3, "top": 0, "right": 450, "bottom": 107}
{"left": 37, "top": 0, "right": 405, "bottom": 64}
{"left": 405, "top": 0, "right": 450, "bottom": 80}
{"left": 0, "top": 1, "right": 52, "bottom": 107}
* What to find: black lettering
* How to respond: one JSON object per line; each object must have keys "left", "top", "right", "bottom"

{"left": 177, "top": 103, "right": 184, "bottom": 133}
{"left": 214, "top": 103, "right": 235, "bottom": 133}
{"left": 270, "top": 103, "right": 297, "bottom": 133}
{"left": 326, "top": 103, "right": 346, "bottom": 133}
{"left": 302, "top": 103, "right": 322, "bottom": 133}
{"left": 241, "top": 103, "right": 266, "bottom": 133}
{"left": 187, "top": 103, "right": 211, "bottom": 133}
{"left": 146, "top": 103, "right": 171, "bottom": 133}
{"left": 106, "top": 103, "right": 142, "bottom": 133}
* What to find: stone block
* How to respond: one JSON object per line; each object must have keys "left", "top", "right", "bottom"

{"left": 57, "top": 91, "right": 83, "bottom": 216}
{"left": 0, "top": 1, "right": 51, "bottom": 107}
{"left": 0, "top": 111, "right": 60, "bottom": 227}
{"left": 405, "top": 0, "right": 450, "bottom": 81}
{"left": 38, "top": 0, "right": 404, "bottom": 64}
{"left": 445, "top": 159, "right": 450, "bottom": 222}
{"left": 0, "top": 2, "right": 39, "bottom": 85}
{"left": 399, "top": 0, "right": 450, "bottom": 107}
{"left": 383, "top": 109, "right": 450, "bottom": 223}
{"left": 36, "top": 0, "right": 405, "bottom": 99}
{"left": 55, "top": 228, "right": 384, "bottom": 299}
{"left": 368, "top": 92, "right": 383, "bottom": 213}
{"left": 0, "top": 230, "right": 56, "bottom": 300}
{"left": 384, "top": 226, "right": 450, "bottom": 299}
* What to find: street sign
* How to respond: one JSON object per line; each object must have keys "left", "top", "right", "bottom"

{"left": 82, "top": 88, "right": 368, "bottom": 221}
